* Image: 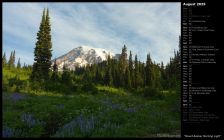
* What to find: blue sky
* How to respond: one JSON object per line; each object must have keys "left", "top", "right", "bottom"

{"left": 3, "top": 2, "right": 180, "bottom": 66}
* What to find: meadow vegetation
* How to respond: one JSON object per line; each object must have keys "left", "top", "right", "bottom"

{"left": 2, "top": 66, "right": 180, "bottom": 138}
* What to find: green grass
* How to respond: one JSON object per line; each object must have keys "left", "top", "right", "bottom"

{"left": 2, "top": 67, "right": 180, "bottom": 138}
{"left": 2, "top": 89, "right": 180, "bottom": 137}
{"left": 3, "top": 67, "right": 31, "bottom": 80}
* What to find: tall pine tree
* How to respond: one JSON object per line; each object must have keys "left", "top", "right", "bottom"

{"left": 119, "top": 45, "right": 128, "bottom": 87}
{"left": 134, "top": 55, "right": 139, "bottom": 89}
{"left": 61, "top": 61, "right": 71, "bottom": 84}
{"left": 119, "top": 45, "right": 128, "bottom": 74}
{"left": 95, "top": 67, "right": 102, "bottom": 83}
{"left": 31, "top": 9, "right": 52, "bottom": 82}
{"left": 145, "top": 53, "right": 153, "bottom": 87}
{"left": 125, "top": 67, "right": 131, "bottom": 89}
{"left": 42, "top": 9, "right": 52, "bottom": 80}
{"left": 104, "top": 54, "right": 113, "bottom": 86}
{"left": 128, "top": 51, "right": 133, "bottom": 88}
{"left": 51, "top": 59, "right": 59, "bottom": 81}
{"left": 8, "top": 51, "right": 13, "bottom": 67}
{"left": 8, "top": 50, "right": 15, "bottom": 68}
{"left": 104, "top": 68, "right": 113, "bottom": 86}
{"left": 2, "top": 52, "right": 7, "bottom": 67}
{"left": 12, "top": 50, "right": 15, "bottom": 67}
{"left": 17, "top": 58, "right": 21, "bottom": 69}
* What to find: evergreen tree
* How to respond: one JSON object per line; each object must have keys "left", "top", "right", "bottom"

{"left": 104, "top": 54, "right": 113, "bottom": 86}
{"left": 23, "top": 63, "right": 26, "bottom": 69}
{"left": 8, "top": 50, "right": 15, "bottom": 68}
{"left": 8, "top": 51, "right": 12, "bottom": 67}
{"left": 12, "top": 50, "right": 15, "bottom": 67}
{"left": 145, "top": 53, "right": 153, "bottom": 87}
{"left": 31, "top": 8, "right": 52, "bottom": 82}
{"left": 61, "top": 62, "right": 71, "bottom": 84}
{"left": 2, "top": 52, "right": 7, "bottom": 67}
{"left": 137, "top": 61, "right": 143, "bottom": 87}
{"left": 83, "top": 64, "right": 91, "bottom": 82}
{"left": 111, "top": 59, "right": 116, "bottom": 86}
{"left": 125, "top": 67, "right": 131, "bottom": 89}
{"left": 17, "top": 58, "right": 21, "bottom": 69}
{"left": 134, "top": 55, "right": 139, "bottom": 89}
{"left": 160, "top": 61, "right": 166, "bottom": 89}
{"left": 161, "top": 61, "right": 164, "bottom": 70}
{"left": 153, "top": 63, "right": 161, "bottom": 89}
{"left": 42, "top": 8, "right": 52, "bottom": 80}
{"left": 31, "top": 9, "right": 46, "bottom": 81}
{"left": 138, "top": 61, "right": 145, "bottom": 87}
{"left": 119, "top": 45, "right": 128, "bottom": 74}
{"left": 106, "top": 53, "right": 111, "bottom": 66}
{"left": 113, "top": 65, "right": 120, "bottom": 87}
{"left": 53, "top": 59, "right": 58, "bottom": 72}
{"left": 51, "top": 59, "right": 59, "bottom": 81}
{"left": 104, "top": 68, "right": 113, "bottom": 86}
{"left": 128, "top": 50, "right": 133, "bottom": 88}
{"left": 95, "top": 67, "right": 102, "bottom": 83}
{"left": 166, "top": 36, "right": 181, "bottom": 89}
{"left": 118, "top": 45, "right": 128, "bottom": 87}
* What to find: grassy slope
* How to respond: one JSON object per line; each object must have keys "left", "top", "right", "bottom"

{"left": 2, "top": 68, "right": 180, "bottom": 138}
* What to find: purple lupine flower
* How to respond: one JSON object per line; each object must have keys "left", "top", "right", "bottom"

{"left": 2, "top": 127, "right": 14, "bottom": 138}
{"left": 76, "top": 115, "right": 84, "bottom": 132}
{"left": 56, "top": 104, "right": 65, "bottom": 109}
{"left": 111, "top": 104, "right": 120, "bottom": 109}
{"left": 76, "top": 115, "right": 95, "bottom": 135}
{"left": 21, "top": 113, "right": 36, "bottom": 127}
{"left": 102, "top": 121, "right": 120, "bottom": 130}
{"left": 2, "top": 92, "right": 8, "bottom": 100}
{"left": 57, "top": 119, "right": 77, "bottom": 137}
{"left": 101, "top": 99, "right": 121, "bottom": 110}
{"left": 10, "top": 92, "right": 25, "bottom": 102}
{"left": 101, "top": 98, "right": 112, "bottom": 105}
{"left": 54, "top": 114, "right": 97, "bottom": 137}
{"left": 124, "top": 107, "right": 137, "bottom": 113}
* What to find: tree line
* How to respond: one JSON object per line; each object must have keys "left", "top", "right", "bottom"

{"left": 71, "top": 43, "right": 180, "bottom": 90}
{"left": 2, "top": 50, "right": 31, "bottom": 70}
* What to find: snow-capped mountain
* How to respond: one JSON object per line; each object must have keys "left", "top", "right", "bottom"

{"left": 52, "top": 46, "right": 115, "bottom": 71}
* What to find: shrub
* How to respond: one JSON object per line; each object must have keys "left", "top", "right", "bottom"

{"left": 30, "top": 81, "right": 45, "bottom": 91}
{"left": 82, "top": 82, "right": 98, "bottom": 95}
{"left": 143, "top": 87, "right": 163, "bottom": 99}
{"left": 7, "top": 76, "right": 26, "bottom": 92}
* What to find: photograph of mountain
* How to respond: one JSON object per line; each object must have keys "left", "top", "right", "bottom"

{"left": 2, "top": 2, "right": 181, "bottom": 138}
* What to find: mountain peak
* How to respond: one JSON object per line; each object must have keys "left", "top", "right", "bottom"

{"left": 52, "top": 46, "right": 115, "bottom": 71}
